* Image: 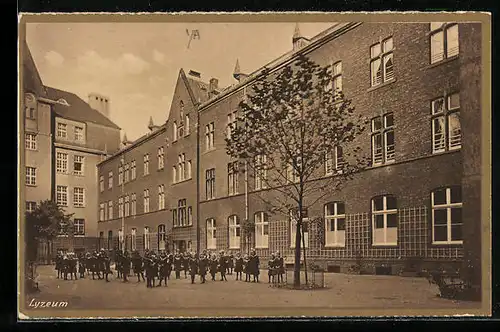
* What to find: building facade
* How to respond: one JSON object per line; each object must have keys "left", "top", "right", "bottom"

{"left": 21, "top": 41, "right": 122, "bottom": 259}
{"left": 96, "top": 22, "right": 482, "bottom": 277}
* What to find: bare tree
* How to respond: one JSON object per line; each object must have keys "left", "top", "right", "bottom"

{"left": 226, "top": 55, "right": 369, "bottom": 288}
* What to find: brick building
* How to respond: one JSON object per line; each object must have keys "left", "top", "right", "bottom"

{"left": 21, "top": 41, "right": 122, "bottom": 260}
{"left": 97, "top": 22, "right": 482, "bottom": 279}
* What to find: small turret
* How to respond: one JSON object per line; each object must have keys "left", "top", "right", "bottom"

{"left": 292, "top": 23, "right": 310, "bottom": 51}
{"left": 148, "top": 116, "right": 159, "bottom": 132}
{"left": 233, "top": 59, "right": 248, "bottom": 82}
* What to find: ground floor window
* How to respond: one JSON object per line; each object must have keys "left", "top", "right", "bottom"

{"left": 73, "top": 219, "right": 85, "bottom": 236}
{"left": 228, "top": 215, "right": 240, "bottom": 249}
{"left": 207, "top": 218, "right": 216, "bottom": 249}
{"left": 254, "top": 212, "right": 269, "bottom": 248}
{"left": 431, "top": 186, "right": 462, "bottom": 244}
{"left": 144, "top": 227, "right": 150, "bottom": 250}
{"left": 290, "top": 208, "right": 309, "bottom": 248}
{"left": 131, "top": 228, "right": 137, "bottom": 251}
{"left": 158, "top": 224, "right": 166, "bottom": 251}
{"left": 324, "top": 202, "right": 345, "bottom": 247}
{"left": 371, "top": 195, "right": 398, "bottom": 246}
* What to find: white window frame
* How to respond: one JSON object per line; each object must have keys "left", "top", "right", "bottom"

{"left": 144, "top": 227, "right": 151, "bottom": 250}
{"left": 172, "top": 166, "right": 177, "bottom": 183}
{"left": 228, "top": 161, "right": 239, "bottom": 196}
{"left": 108, "top": 201, "right": 113, "bottom": 219}
{"left": 74, "top": 126, "right": 84, "bottom": 142}
{"left": 56, "top": 185, "right": 68, "bottom": 206}
{"left": 228, "top": 215, "right": 241, "bottom": 249}
{"left": 370, "top": 37, "right": 394, "bottom": 87}
{"left": 108, "top": 171, "right": 113, "bottom": 189}
{"left": 226, "top": 111, "right": 237, "bottom": 139}
{"left": 26, "top": 201, "right": 37, "bottom": 213}
{"left": 187, "top": 160, "right": 192, "bottom": 179}
{"left": 206, "top": 168, "right": 215, "bottom": 200}
{"left": 205, "top": 122, "right": 215, "bottom": 150}
{"left": 185, "top": 114, "right": 190, "bottom": 135}
{"left": 74, "top": 218, "right": 85, "bottom": 236}
{"left": 118, "top": 166, "right": 123, "bottom": 185}
{"left": 371, "top": 113, "right": 395, "bottom": 166}
{"left": 144, "top": 189, "right": 150, "bottom": 213}
{"left": 73, "top": 187, "right": 85, "bottom": 207}
{"left": 431, "top": 187, "right": 463, "bottom": 244}
{"left": 131, "top": 228, "right": 137, "bottom": 251}
{"left": 254, "top": 211, "right": 269, "bottom": 249}
{"left": 173, "top": 121, "right": 178, "bottom": 141}
{"left": 158, "top": 224, "right": 166, "bottom": 250}
{"left": 430, "top": 23, "right": 459, "bottom": 64}
{"left": 99, "top": 203, "right": 105, "bottom": 221}
{"left": 332, "top": 61, "right": 342, "bottom": 93}
{"left": 99, "top": 175, "right": 104, "bottom": 192}
{"left": 131, "top": 194, "right": 136, "bottom": 216}
{"left": 158, "top": 147, "right": 164, "bottom": 170}
{"left": 26, "top": 166, "right": 36, "bottom": 186}
{"left": 324, "top": 202, "right": 346, "bottom": 247}
{"left": 371, "top": 195, "right": 398, "bottom": 246}
{"left": 178, "top": 154, "right": 186, "bottom": 181}
{"left": 431, "top": 93, "right": 461, "bottom": 153}
{"left": 255, "top": 154, "right": 267, "bottom": 190}
{"left": 206, "top": 218, "right": 217, "bottom": 249}
{"left": 57, "top": 123, "right": 67, "bottom": 139}
{"left": 325, "top": 146, "right": 344, "bottom": 175}
{"left": 131, "top": 161, "right": 136, "bottom": 180}
{"left": 56, "top": 152, "right": 68, "bottom": 174}
{"left": 118, "top": 197, "right": 124, "bottom": 218}
{"left": 124, "top": 195, "right": 130, "bottom": 217}
{"left": 73, "top": 155, "right": 84, "bottom": 176}
{"left": 143, "top": 154, "right": 150, "bottom": 176}
{"left": 25, "top": 133, "right": 37, "bottom": 150}
{"left": 158, "top": 185, "right": 165, "bottom": 210}
{"left": 290, "top": 209, "right": 309, "bottom": 248}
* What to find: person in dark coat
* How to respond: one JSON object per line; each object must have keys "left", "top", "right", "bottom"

{"left": 55, "top": 252, "right": 63, "bottom": 279}
{"left": 234, "top": 252, "right": 243, "bottom": 281}
{"left": 132, "top": 250, "right": 145, "bottom": 282}
{"left": 209, "top": 253, "right": 218, "bottom": 281}
{"left": 157, "top": 250, "right": 168, "bottom": 287}
{"left": 188, "top": 252, "right": 199, "bottom": 284}
{"left": 182, "top": 252, "right": 190, "bottom": 279}
{"left": 268, "top": 252, "right": 277, "bottom": 284}
{"left": 122, "top": 251, "right": 130, "bottom": 282}
{"left": 99, "top": 249, "right": 112, "bottom": 282}
{"left": 85, "top": 252, "right": 92, "bottom": 276}
{"left": 78, "top": 252, "right": 86, "bottom": 279}
{"left": 227, "top": 251, "right": 234, "bottom": 275}
{"left": 115, "top": 250, "right": 123, "bottom": 280}
{"left": 166, "top": 251, "right": 173, "bottom": 280}
{"left": 144, "top": 251, "right": 155, "bottom": 288}
{"left": 276, "top": 251, "right": 285, "bottom": 284}
{"left": 198, "top": 251, "right": 208, "bottom": 283}
{"left": 243, "top": 254, "right": 250, "bottom": 282}
{"left": 91, "top": 251, "right": 100, "bottom": 280}
{"left": 173, "top": 250, "right": 183, "bottom": 279}
{"left": 218, "top": 250, "right": 228, "bottom": 281}
{"left": 249, "top": 249, "right": 260, "bottom": 283}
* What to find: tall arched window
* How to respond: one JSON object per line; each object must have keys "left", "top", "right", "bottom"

{"left": 158, "top": 224, "right": 166, "bottom": 251}
{"left": 206, "top": 218, "right": 216, "bottom": 249}
{"left": 228, "top": 215, "right": 240, "bottom": 249}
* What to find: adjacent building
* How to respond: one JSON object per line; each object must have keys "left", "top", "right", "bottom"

{"left": 96, "top": 22, "right": 482, "bottom": 280}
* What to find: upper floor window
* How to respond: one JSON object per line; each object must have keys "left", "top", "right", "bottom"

{"left": 124, "top": 195, "right": 130, "bottom": 217}
{"left": 205, "top": 122, "right": 215, "bottom": 150}
{"left": 187, "top": 160, "right": 192, "bottom": 179}
{"left": 26, "top": 167, "right": 36, "bottom": 186}
{"left": 206, "top": 168, "right": 216, "bottom": 200}
{"left": 287, "top": 157, "right": 301, "bottom": 183}
{"left": 57, "top": 123, "right": 67, "bottom": 139}
{"left": 131, "top": 161, "right": 136, "bottom": 180}
{"left": 56, "top": 185, "right": 68, "bottom": 206}
{"left": 26, "top": 201, "right": 37, "bottom": 213}
{"left": 177, "top": 199, "right": 187, "bottom": 226}
{"left": 370, "top": 37, "right": 394, "bottom": 87}
{"left": 99, "top": 175, "right": 104, "bottom": 192}
{"left": 130, "top": 194, "right": 136, "bottom": 216}
{"left": 25, "top": 93, "right": 37, "bottom": 119}
{"left": 143, "top": 189, "right": 150, "bottom": 213}
{"left": 144, "top": 227, "right": 150, "bottom": 250}
{"left": 227, "top": 111, "right": 237, "bottom": 139}
{"left": 325, "top": 146, "right": 344, "bottom": 175}
{"left": 99, "top": 203, "right": 105, "bottom": 222}
{"left": 332, "top": 61, "right": 342, "bottom": 93}
{"left": 131, "top": 228, "right": 137, "bottom": 251}
{"left": 431, "top": 186, "right": 462, "bottom": 244}
{"left": 371, "top": 113, "right": 395, "bottom": 165}
{"left": 371, "top": 195, "right": 398, "bottom": 246}
{"left": 73, "top": 187, "right": 85, "bottom": 207}
{"left": 206, "top": 218, "right": 216, "bottom": 249}
{"left": 56, "top": 152, "right": 68, "bottom": 173}
{"left": 157, "top": 147, "right": 164, "bottom": 170}
{"left": 228, "top": 161, "right": 239, "bottom": 196}
{"left": 124, "top": 163, "right": 130, "bottom": 182}
{"left": 108, "top": 171, "right": 113, "bottom": 189}
{"left": 118, "top": 166, "right": 123, "bottom": 185}
{"left": 178, "top": 154, "right": 186, "bottom": 181}
{"left": 108, "top": 201, "right": 113, "bottom": 219}
{"left": 118, "top": 197, "right": 124, "bottom": 218}
{"left": 254, "top": 211, "right": 269, "bottom": 249}
{"left": 325, "top": 202, "right": 346, "bottom": 247}
{"left": 25, "top": 133, "right": 37, "bottom": 150}
{"left": 158, "top": 184, "right": 165, "bottom": 210}
{"left": 255, "top": 154, "right": 267, "bottom": 190}
{"left": 432, "top": 92, "right": 461, "bottom": 153}
{"left": 74, "top": 126, "right": 84, "bottom": 142}
{"left": 290, "top": 208, "right": 309, "bottom": 248}
{"left": 73, "top": 155, "right": 84, "bottom": 176}
{"left": 430, "top": 23, "right": 459, "bottom": 64}
{"left": 173, "top": 121, "right": 178, "bottom": 141}
{"left": 143, "top": 154, "right": 150, "bottom": 176}
{"left": 228, "top": 215, "right": 241, "bottom": 249}
{"left": 185, "top": 114, "right": 190, "bottom": 135}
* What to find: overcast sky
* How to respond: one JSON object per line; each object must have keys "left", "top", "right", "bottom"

{"left": 26, "top": 22, "right": 334, "bottom": 141}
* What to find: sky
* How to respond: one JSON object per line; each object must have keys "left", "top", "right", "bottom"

{"left": 26, "top": 22, "right": 335, "bottom": 141}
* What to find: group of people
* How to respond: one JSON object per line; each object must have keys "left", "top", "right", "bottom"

{"left": 55, "top": 248, "right": 287, "bottom": 287}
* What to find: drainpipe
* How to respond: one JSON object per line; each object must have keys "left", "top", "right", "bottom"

{"left": 243, "top": 86, "right": 250, "bottom": 254}
{"left": 195, "top": 99, "right": 201, "bottom": 255}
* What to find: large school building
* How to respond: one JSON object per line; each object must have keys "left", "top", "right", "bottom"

{"left": 96, "top": 22, "right": 482, "bottom": 277}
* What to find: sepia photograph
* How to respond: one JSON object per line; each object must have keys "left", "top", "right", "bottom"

{"left": 18, "top": 12, "right": 491, "bottom": 319}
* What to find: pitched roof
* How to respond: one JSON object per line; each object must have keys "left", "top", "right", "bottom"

{"left": 184, "top": 73, "right": 211, "bottom": 104}
{"left": 44, "top": 86, "right": 121, "bottom": 130}
{"left": 22, "top": 41, "right": 47, "bottom": 97}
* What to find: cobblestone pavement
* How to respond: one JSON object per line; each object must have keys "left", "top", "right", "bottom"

{"left": 22, "top": 265, "right": 480, "bottom": 317}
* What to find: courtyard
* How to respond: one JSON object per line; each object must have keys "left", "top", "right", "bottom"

{"left": 19, "top": 264, "right": 482, "bottom": 318}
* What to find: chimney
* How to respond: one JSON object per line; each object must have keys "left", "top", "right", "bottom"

{"left": 209, "top": 78, "right": 219, "bottom": 98}
{"left": 188, "top": 70, "right": 201, "bottom": 79}
{"left": 88, "top": 92, "right": 110, "bottom": 118}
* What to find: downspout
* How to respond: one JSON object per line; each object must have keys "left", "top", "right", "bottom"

{"left": 243, "top": 86, "right": 250, "bottom": 254}
{"left": 195, "top": 99, "right": 201, "bottom": 255}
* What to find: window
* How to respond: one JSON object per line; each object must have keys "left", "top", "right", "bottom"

{"left": 371, "top": 195, "right": 398, "bottom": 246}
{"left": 179, "top": 101, "right": 184, "bottom": 119}
{"left": 26, "top": 167, "right": 36, "bottom": 186}
{"left": 73, "top": 155, "right": 84, "bottom": 176}
{"left": 228, "top": 215, "right": 241, "bottom": 249}
{"left": 290, "top": 209, "right": 309, "bottom": 248}
{"left": 371, "top": 113, "right": 395, "bottom": 165}
{"left": 173, "top": 121, "right": 178, "bottom": 141}
{"left": 108, "top": 171, "right": 113, "bottom": 189}
{"left": 118, "top": 166, "right": 123, "bottom": 185}
{"left": 56, "top": 185, "right": 68, "bottom": 206}
{"left": 118, "top": 197, "right": 124, "bottom": 218}
{"left": 99, "top": 175, "right": 104, "bottom": 192}
{"left": 73, "top": 187, "right": 85, "bottom": 207}
{"left": 255, "top": 212, "right": 269, "bottom": 248}
{"left": 187, "top": 206, "right": 193, "bottom": 226}
{"left": 144, "top": 227, "right": 150, "bottom": 250}
{"left": 325, "top": 146, "right": 345, "bottom": 175}
{"left": 332, "top": 61, "right": 342, "bottom": 93}
{"left": 124, "top": 163, "right": 129, "bottom": 183}
{"left": 131, "top": 194, "right": 136, "bottom": 216}
{"left": 255, "top": 155, "right": 267, "bottom": 190}
{"left": 227, "top": 111, "right": 237, "bottom": 139}
{"left": 228, "top": 161, "right": 239, "bottom": 195}
{"left": 325, "top": 202, "right": 346, "bottom": 247}
{"left": 74, "top": 126, "right": 84, "bottom": 142}
{"left": 107, "top": 230, "right": 113, "bottom": 248}
{"left": 186, "top": 160, "right": 192, "bottom": 179}
{"left": 56, "top": 152, "right": 68, "bottom": 173}
{"left": 57, "top": 123, "right": 67, "bottom": 139}
{"left": 206, "top": 218, "right": 216, "bottom": 249}
{"left": 74, "top": 219, "right": 85, "bottom": 236}
{"left": 26, "top": 201, "right": 37, "bottom": 213}
{"left": 432, "top": 93, "right": 461, "bottom": 153}
{"left": 25, "top": 133, "right": 37, "bottom": 150}
{"left": 99, "top": 203, "right": 105, "bottom": 221}
{"left": 157, "top": 147, "right": 165, "bottom": 170}
{"left": 185, "top": 114, "right": 190, "bottom": 135}
{"left": 108, "top": 201, "right": 113, "bottom": 220}
{"left": 124, "top": 195, "right": 130, "bottom": 217}
{"left": 131, "top": 228, "right": 137, "bottom": 251}
{"left": 430, "top": 23, "right": 459, "bottom": 64}
{"left": 173, "top": 209, "right": 178, "bottom": 227}
{"left": 287, "top": 158, "right": 300, "bottom": 183}
{"left": 158, "top": 224, "right": 166, "bottom": 251}
{"left": 172, "top": 166, "right": 177, "bottom": 183}
{"left": 158, "top": 185, "right": 165, "bottom": 210}
{"left": 178, "top": 199, "right": 187, "bottom": 226}
{"left": 143, "top": 154, "right": 150, "bottom": 176}
{"left": 178, "top": 154, "right": 186, "bottom": 181}
{"left": 25, "top": 94, "right": 36, "bottom": 119}
{"left": 431, "top": 186, "right": 462, "bottom": 244}
{"left": 144, "top": 189, "right": 150, "bottom": 213}
{"left": 370, "top": 37, "right": 394, "bottom": 86}
{"left": 131, "top": 161, "right": 136, "bottom": 180}
{"left": 206, "top": 168, "right": 216, "bottom": 200}
{"left": 205, "top": 122, "right": 215, "bottom": 150}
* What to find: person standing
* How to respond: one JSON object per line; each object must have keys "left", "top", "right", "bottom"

{"left": 182, "top": 251, "right": 190, "bottom": 279}
{"left": 249, "top": 249, "right": 260, "bottom": 283}
{"left": 276, "top": 251, "right": 285, "bottom": 284}
{"left": 55, "top": 251, "right": 63, "bottom": 279}
{"left": 166, "top": 251, "right": 173, "bottom": 280}
{"left": 173, "top": 250, "right": 182, "bottom": 280}
{"left": 188, "top": 252, "right": 199, "bottom": 284}
{"left": 243, "top": 254, "right": 250, "bottom": 282}
{"left": 78, "top": 252, "right": 86, "bottom": 279}
{"left": 115, "top": 249, "right": 123, "bottom": 280}
{"left": 158, "top": 250, "right": 168, "bottom": 287}
{"left": 234, "top": 252, "right": 243, "bottom": 281}
{"left": 209, "top": 253, "right": 218, "bottom": 281}
{"left": 144, "top": 251, "right": 154, "bottom": 288}
{"left": 218, "top": 250, "right": 228, "bottom": 281}
{"left": 227, "top": 251, "right": 234, "bottom": 275}
{"left": 198, "top": 250, "right": 208, "bottom": 284}
{"left": 100, "top": 249, "right": 111, "bottom": 282}
{"left": 268, "top": 252, "right": 277, "bottom": 284}
{"left": 122, "top": 250, "right": 130, "bottom": 282}
{"left": 132, "top": 250, "right": 145, "bottom": 282}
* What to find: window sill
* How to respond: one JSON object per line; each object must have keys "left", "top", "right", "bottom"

{"left": 73, "top": 205, "right": 85, "bottom": 208}
{"left": 255, "top": 246, "right": 269, "bottom": 250}
{"left": 324, "top": 245, "right": 346, "bottom": 249}
{"left": 367, "top": 78, "right": 396, "bottom": 92}
{"left": 431, "top": 241, "right": 463, "bottom": 247}
{"left": 26, "top": 149, "right": 38, "bottom": 152}
{"left": 173, "top": 225, "right": 193, "bottom": 229}
{"left": 73, "top": 173, "right": 84, "bottom": 177}
{"left": 371, "top": 243, "right": 398, "bottom": 248}
{"left": 26, "top": 184, "right": 37, "bottom": 187}
{"left": 426, "top": 55, "right": 459, "bottom": 70}
{"left": 157, "top": 168, "right": 165, "bottom": 172}
{"left": 172, "top": 178, "right": 192, "bottom": 185}
{"left": 202, "top": 148, "right": 216, "bottom": 155}
{"left": 431, "top": 148, "right": 461, "bottom": 157}
{"left": 369, "top": 160, "right": 395, "bottom": 169}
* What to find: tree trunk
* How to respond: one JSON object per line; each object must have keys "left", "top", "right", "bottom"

{"left": 302, "top": 225, "right": 308, "bottom": 285}
{"left": 293, "top": 202, "right": 303, "bottom": 288}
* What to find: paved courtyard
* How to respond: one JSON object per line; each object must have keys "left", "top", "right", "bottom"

{"left": 21, "top": 265, "right": 481, "bottom": 317}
